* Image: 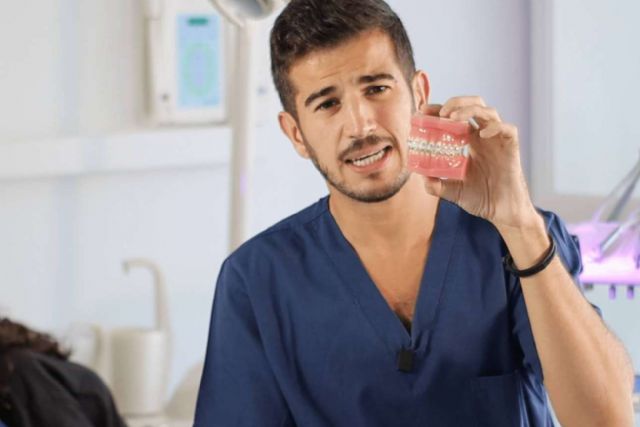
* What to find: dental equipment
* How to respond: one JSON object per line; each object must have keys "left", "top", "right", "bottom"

{"left": 114, "top": 259, "right": 172, "bottom": 418}
{"left": 567, "top": 151, "right": 640, "bottom": 298}
{"left": 596, "top": 208, "right": 640, "bottom": 261}
{"left": 144, "top": 0, "right": 227, "bottom": 124}
{"left": 207, "top": 0, "right": 288, "bottom": 251}
{"left": 592, "top": 151, "right": 640, "bottom": 222}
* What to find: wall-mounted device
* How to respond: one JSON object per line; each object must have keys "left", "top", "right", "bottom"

{"left": 144, "top": 0, "right": 228, "bottom": 125}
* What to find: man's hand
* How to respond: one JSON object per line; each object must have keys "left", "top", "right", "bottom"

{"left": 423, "top": 98, "right": 636, "bottom": 426}
{"left": 422, "top": 96, "right": 540, "bottom": 230}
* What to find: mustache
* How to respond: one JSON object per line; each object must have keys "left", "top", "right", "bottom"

{"left": 339, "top": 135, "right": 395, "bottom": 162}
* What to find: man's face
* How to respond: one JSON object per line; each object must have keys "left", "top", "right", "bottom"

{"left": 279, "top": 30, "right": 426, "bottom": 203}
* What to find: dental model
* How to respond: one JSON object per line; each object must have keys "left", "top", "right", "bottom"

{"left": 407, "top": 114, "right": 477, "bottom": 180}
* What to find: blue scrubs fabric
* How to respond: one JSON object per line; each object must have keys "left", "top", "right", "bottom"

{"left": 194, "top": 197, "right": 585, "bottom": 427}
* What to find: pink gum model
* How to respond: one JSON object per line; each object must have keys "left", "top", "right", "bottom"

{"left": 407, "top": 114, "right": 473, "bottom": 180}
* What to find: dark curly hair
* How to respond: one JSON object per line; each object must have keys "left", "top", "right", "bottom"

{"left": 270, "top": 0, "right": 416, "bottom": 117}
{"left": 0, "top": 317, "right": 70, "bottom": 360}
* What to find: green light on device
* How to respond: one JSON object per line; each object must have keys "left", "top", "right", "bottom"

{"left": 188, "top": 17, "right": 209, "bottom": 26}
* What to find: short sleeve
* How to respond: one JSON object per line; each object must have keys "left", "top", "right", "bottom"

{"left": 508, "top": 210, "right": 601, "bottom": 383}
{"left": 194, "top": 259, "right": 294, "bottom": 427}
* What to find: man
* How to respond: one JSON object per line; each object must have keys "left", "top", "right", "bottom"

{"left": 194, "top": 0, "right": 635, "bottom": 425}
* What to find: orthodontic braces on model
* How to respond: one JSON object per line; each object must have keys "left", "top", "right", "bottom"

{"left": 407, "top": 134, "right": 470, "bottom": 167}
{"left": 406, "top": 114, "right": 475, "bottom": 180}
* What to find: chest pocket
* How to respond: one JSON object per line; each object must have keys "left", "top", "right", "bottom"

{"left": 470, "top": 371, "right": 527, "bottom": 427}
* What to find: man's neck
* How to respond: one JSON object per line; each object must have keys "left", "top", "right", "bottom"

{"left": 328, "top": 175, "right": 439, "bottom": 251}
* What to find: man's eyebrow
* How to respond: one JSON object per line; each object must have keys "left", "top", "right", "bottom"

{"left": 303, "top": 74, "right": 396, "bottom": 109}
{"left": 358, "top": 73, "right": 397, "bottom": 84}
{"left": 304, "top": 86, "right": 337, "bottom": 108}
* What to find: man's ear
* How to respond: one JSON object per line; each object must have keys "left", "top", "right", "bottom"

{"left": 411, "top": 70, "right": 431, "bottom": 114}
{"left": 278, "top": 111, "right": 310, "bottom": 159}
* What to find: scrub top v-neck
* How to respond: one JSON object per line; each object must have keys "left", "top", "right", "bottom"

{"left": 319, "top": 197, "right": 459, "bottom": 370}
{"left": 195, "top": 196, "right": 585, "bottom": 427}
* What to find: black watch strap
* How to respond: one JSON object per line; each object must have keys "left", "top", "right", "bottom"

{"left": 503, "top": 234, "right": 557, "bottom": 278}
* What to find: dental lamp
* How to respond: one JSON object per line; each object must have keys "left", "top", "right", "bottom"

{"left": 208, "top": 0, "right": 287, "bottom": 252}
{"left": 568, "top": 151, "right": 640, "bottom": 299}
{"left": 210, "top": 0, "right": 284, "bottom": 25}
{"left": 592, "top": 150, "right": 640, "bottom": 223}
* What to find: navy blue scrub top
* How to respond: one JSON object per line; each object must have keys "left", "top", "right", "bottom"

{"left": 194, "top": 196, "right": 587, "bottom": 427}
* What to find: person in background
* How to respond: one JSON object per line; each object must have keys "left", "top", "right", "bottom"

{"left": 0, "top": 317, "right": 127, "bottom": 427}
{"left": 194, "top": 0, "right": 635, "bottom": 425}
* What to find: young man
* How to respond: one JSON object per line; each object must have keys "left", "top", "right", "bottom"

{"left": 195, "top": 1, "right": 635, "bottom": 425}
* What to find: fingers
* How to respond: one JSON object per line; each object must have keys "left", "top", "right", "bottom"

{"left": 448, "top": 105, "right": 501, "bottom": 125}
{"left": 439, "top": 97, "right": 501, "bottom": 131}
{"left": 433, "top": 95, "right": 518, "bottom": 142}
{"left": 439, "top": 96, "right": 487, "bottom": 117}
{"left": 423, "top": 104, "right": 443, "bottom": 116}
{"left": 423, "top": 176, "right": 442, "bottom": 197}
{"left": 423, "top": 176, "right": 462, "bottom": 205}
{"left": 479, "top": 121, "right": 518, "bottom": 141}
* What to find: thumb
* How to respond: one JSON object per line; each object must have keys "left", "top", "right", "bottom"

{"left": 423, "top": 176, "right": 461, "bottom": 204}
{"left": 423, "top": 104, "right": 443, "bottom": 117}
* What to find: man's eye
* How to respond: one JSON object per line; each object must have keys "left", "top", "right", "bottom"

{"left": 315, "top": 99, "right": 339, "bottom": 111}
{"left": 367, "top": 85, "right": 389, "bottom": 95}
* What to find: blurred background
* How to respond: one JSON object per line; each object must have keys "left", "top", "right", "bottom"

{"left": 0, "top": 0, "right": 638, "bottom": 425}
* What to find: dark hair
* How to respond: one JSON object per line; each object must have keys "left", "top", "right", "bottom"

{"left": 0, "top": 318, "right": 70, "bottom": 360}
{"left": 270, "top": 0, "right": 416, "bottom": 116}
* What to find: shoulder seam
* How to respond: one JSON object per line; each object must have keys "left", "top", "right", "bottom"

{"left": 249, "top": 201, "right": 328, "bottom": 240}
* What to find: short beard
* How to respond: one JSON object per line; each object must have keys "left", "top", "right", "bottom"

{"left": 302, "top": 135, "right": 411, "bottom": 203}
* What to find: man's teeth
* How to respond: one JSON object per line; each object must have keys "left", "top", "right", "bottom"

{"left": 351, "top": 149, "right": 386, "bottom": 167}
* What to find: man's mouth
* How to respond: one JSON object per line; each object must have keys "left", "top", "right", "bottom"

{"left": 346, "top": 146, "right": 392, "bottom": 167}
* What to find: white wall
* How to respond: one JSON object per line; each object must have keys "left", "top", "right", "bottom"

{"left": 530, "top": 0, "right": 640, "bottom": 383}
{"left": 1, "top": 0, "right": 533, "bottom": 402}
{"left": 553, "top": 0, "right": 640, "bottom": 196}
{"left": 395, "top": 0, "right": 531, "bottom": 174}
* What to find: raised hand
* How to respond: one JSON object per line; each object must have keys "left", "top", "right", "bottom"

{"left": 422, "top": 96, "right": 540, "bottom": 230}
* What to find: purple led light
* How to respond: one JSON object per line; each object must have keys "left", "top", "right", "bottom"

{"left": 568, "top": 222, "right": 640, "bottom": 286}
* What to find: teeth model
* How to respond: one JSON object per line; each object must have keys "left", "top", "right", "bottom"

{"left": 407, "top": 114, "right": 472, "bottom": 181}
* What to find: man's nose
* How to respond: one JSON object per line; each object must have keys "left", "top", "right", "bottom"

{"left": 343, "top": 97, "right": 376, "bottom": 139}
